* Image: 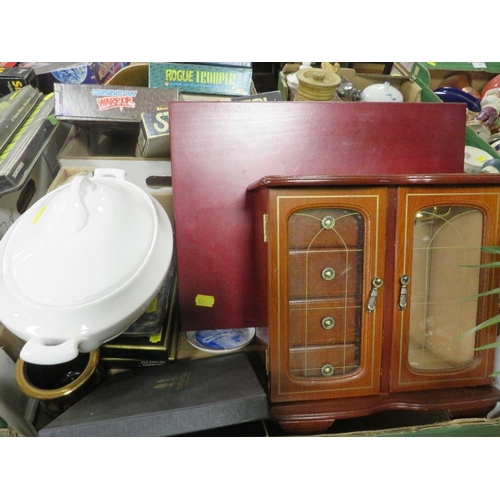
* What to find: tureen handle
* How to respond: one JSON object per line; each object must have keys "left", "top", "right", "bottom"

{"left": 64, "top": 175, "right": 96, "bottom": 233}
{"left": 93, "top": 168, "right": 126, "bottom": 180}
{"left": 20, "top": 337, "right": 81, "bottom": 365}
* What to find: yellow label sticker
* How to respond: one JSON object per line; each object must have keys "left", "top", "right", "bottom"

{"left": 149, "top": 332, "right": 162, "bottom": 343}
{"left": 195, "top": 294, "right": 215, "bottom": 308}
{"left": 32, "top": 205, "right": 47, "bottom": 225}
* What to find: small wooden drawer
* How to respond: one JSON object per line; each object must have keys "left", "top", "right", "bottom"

{"left": 288, "top": 208, "right": 364, "bottom": 250}
{"left": 288, "top": 248, "right": 363, "bottom": 300}
{"left": 288, "top": 298, "right": 360, "bottom": 347}
{"left": 289, "top": 344, "right": 360, "bottom": 378}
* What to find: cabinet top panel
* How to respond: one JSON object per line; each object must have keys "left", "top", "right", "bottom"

{"left": 248, "top": 174, "right": 500, "bottom": 191}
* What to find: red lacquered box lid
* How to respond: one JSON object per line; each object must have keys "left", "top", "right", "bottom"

{"left": 170, "top": 101, "right": 466, "bottom": 331}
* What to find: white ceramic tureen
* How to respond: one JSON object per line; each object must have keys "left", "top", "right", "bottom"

{"left": 0, "top": 169, "right": 174, "bottom": 365}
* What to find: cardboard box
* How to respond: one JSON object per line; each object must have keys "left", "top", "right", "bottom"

{"left": 57, "top": 128, "right": 173, "bottom": 224}
{"left": 336, "top": 67, "right": 422, "bottom": 102}
{"left": 410, "top": 62, "right": 500, "bottom": 160}
{"left": 332, "top": 417, "right": 500, "bottom": 437}
{"left": 51, "top": 163, "right": 174, "bottom": 231}
{"left": 231, "top": 90, "right": 282, "bottom": 102}
{"left": 259, "top": 409, "right": 500, "bottom": 437}
{"left": 0, "top": 324, "right": 25, "bottom": 361}
{"left": 0, "top": 117, "right": 71, "bottom": 240}
{"left": 149, "top": 62, "right": 253, "bottom": 96}
{"left": 410, "top": 62, "right": 500, "bottom": 96}
{"left": 58, "top": 124, "right": 137, "bottom": 157}
{"left": 17, "top": 62, "right": 130, "bottom": 94}
{"left": 0, "top": 66, "right": 38, "bottom": 97}
{"left": 278, "top": 67, "right": 422, "bottom": 102}
{"left": 105, "top": 63, "right": 148, "bottom": 87}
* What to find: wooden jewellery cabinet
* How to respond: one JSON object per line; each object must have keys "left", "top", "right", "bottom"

{"left": 248, "top": 174, "right": 500, "bottom": 434}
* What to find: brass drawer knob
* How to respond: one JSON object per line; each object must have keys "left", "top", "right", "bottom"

{"left": 321, "top": 364, "right": 334, "bottom": 377}
{"left": 321, "top": 267, "right": 336, "bottom": 281}
{"left": 321, "top": 215, "right": 335, "bottom": 230}
{"left": 321, "top": 316, "right": 335, "bottom": 329}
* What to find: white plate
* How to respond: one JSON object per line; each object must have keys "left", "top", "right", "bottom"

{"left": 185, "top": 328, "right": 255, "bottom": 353}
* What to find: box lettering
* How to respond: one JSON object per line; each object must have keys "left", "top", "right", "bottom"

{"left": 165, "top": 69, "right": 194, "bottom": 83}
{"left": 153, "top": 111, "right": 169, "bottom": 133}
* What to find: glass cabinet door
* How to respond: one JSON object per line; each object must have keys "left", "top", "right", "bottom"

{"left": 408, "top": 205, "right": 482, "bottom": 370}
{"left": 270, "top": 188, "right": 386, "bottom": 402}
{"left": 287, "top": 207, "right": 365, "bottom": 379}
{"left": 392, "top": 187, "right": 500, "bottom": 391}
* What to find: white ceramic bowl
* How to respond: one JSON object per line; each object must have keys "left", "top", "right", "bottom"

{"left": 0, "top": 169, "right": 174, "bottom": 365}
{"left": 464, "top": 146, "right": 494, "bottom": 173}
{"left": 361, "top": 81, "right": 404, "bottom": 102}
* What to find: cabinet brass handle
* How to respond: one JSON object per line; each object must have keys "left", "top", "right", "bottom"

{"left": 367, "top": 277, "right": 383, "bottom": 312}
{"left": 398, "top": 275, "right": 410, "bottom": 310}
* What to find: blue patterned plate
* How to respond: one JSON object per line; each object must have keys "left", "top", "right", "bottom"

{"left": 185, "top": 328, "right": 256, "bottom": 353}
{"left": 434, "top": 87, "right": 481, "bottom": 112}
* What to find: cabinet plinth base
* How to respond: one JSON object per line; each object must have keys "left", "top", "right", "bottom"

{"left": 278, "top": 418, "right": 336, "bottom": 435}
{"left": 271, "top": 386, "right": 500, "bottom": 434}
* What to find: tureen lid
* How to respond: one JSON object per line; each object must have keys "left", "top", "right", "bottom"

{"left": 1, "top": 171, "right": 157, "bottom": 307}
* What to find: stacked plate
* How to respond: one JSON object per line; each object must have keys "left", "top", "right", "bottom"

{"left": 186, "top": 328, "right": 255, "bottom": 354}
{"left": 434, "top": 87, "right": 481, "bottom": 112}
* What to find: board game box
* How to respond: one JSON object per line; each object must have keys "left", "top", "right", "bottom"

{"left": 16, "top": 62, "right": 130, "bottom": 94}
{"left": 54, "top": 83, "right": 181, "bottom": 133}
{"left": 136, "top": 108, "right": 171, "bottom": 157}
{"left": 0, "top": 85, "right": 43, "bottom": 153}
{"left": 0, "top": 66, "right": 38, "bottom": 97}
{"left": 0, "top": 93, "right": 58, "bottom": 195}
{"left": 149, "top": 62, "right": 252, "bottom": 96}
